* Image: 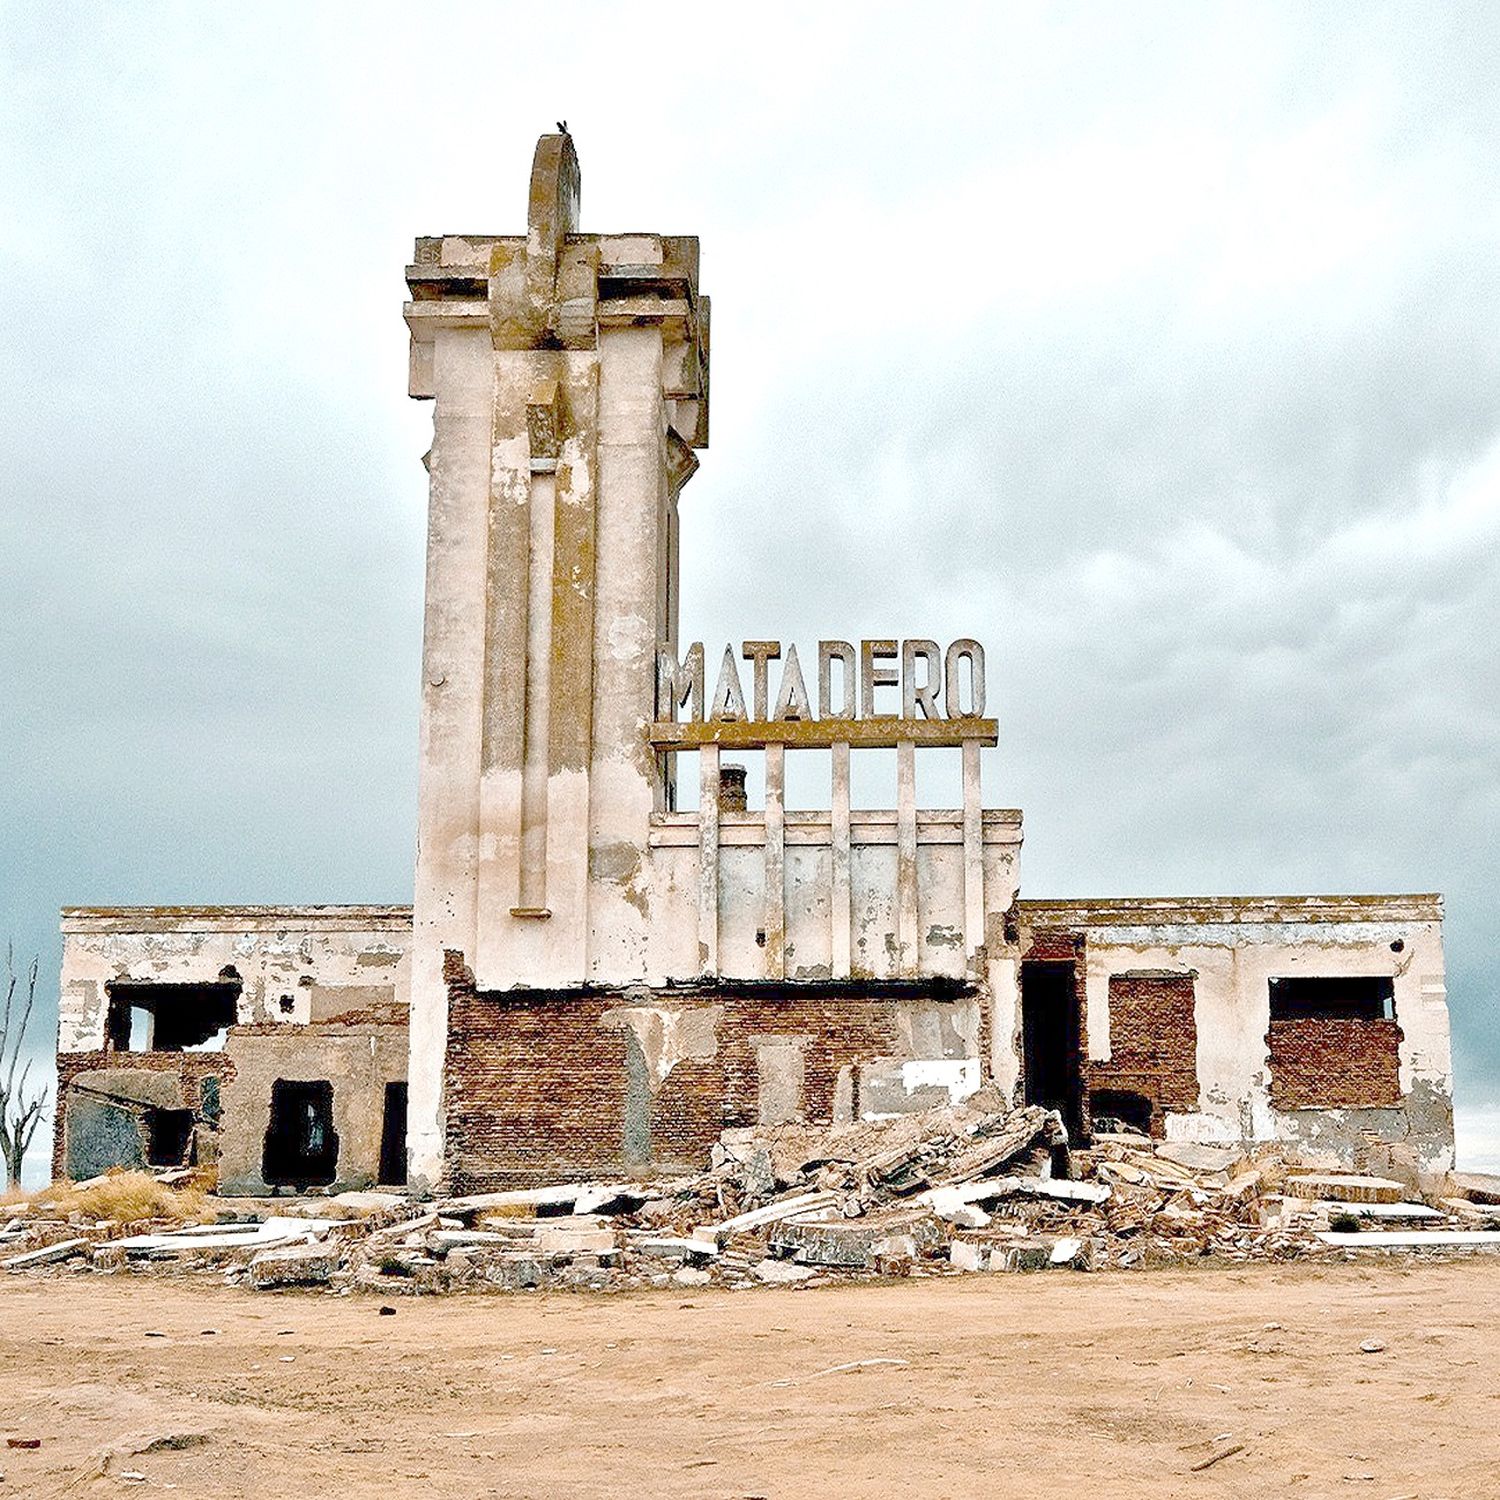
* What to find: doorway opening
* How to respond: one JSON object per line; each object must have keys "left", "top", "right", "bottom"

{"left": 1020, "top": 959, "right": 1085, "bottom": 1143}
{"left": 145, "top": 1107, "right": 196, "bottom": 1168}
{"left": 379, "top": 1081, "right": 408, "bottom": 1186}
{"left": 262, "top": 1079, "right": 339, "bottom": 1189}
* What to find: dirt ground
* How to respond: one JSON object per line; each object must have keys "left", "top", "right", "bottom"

{"left": 1, "top": 1260, "right": 1497, "bottom": 1499}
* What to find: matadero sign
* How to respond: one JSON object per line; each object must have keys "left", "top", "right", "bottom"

{"left": 652, "top": 639, "right": 997, "bottom": 749}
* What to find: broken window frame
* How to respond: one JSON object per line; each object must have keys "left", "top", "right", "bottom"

{"left": 1267, "top": 975, "right": 1395, "bottom": 1023}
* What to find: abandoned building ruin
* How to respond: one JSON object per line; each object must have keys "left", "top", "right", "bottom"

{"left": 52, "top": 132, "right": 1457, "bottom": 1197}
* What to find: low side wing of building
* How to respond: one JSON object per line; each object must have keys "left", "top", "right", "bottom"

{"left": 1016, "top": 893, "right": 1454, "bottom": 1175}
{"left": 53, "top": 906, "right": 413, "bottom": 1193}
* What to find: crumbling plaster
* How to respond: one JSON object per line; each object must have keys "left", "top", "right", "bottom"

{"left": 57, "top": 907, "right": 412, "bottom": 1053}
{"left": 1019, "top": 896, "right": 1452, "bottom": 1170}
{"left": 217, "top": 1025, "right": 408, "bottom": 1196}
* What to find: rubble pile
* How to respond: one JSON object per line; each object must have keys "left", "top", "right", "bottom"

{"left": 6, "top": 1095, "right": 1500, "bottom": 1293}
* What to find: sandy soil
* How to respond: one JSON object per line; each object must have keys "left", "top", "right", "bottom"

{"left": 1, "top": 1260, "right": 1497, "bottom": 1499}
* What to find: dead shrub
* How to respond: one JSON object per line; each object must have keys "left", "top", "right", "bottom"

{"left": 33, "top": 1170, "right": 208, "bottom": 1225}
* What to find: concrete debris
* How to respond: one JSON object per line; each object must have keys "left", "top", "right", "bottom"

{"left": 248, "top": 1241, "right": 340, "bottom": 1288}
{"left": 1284, "top": 1173, "right": 1406, "bottom": 1204}
{"left": 2, "top": 1237, "right": 90, "bottom": 1271}
{"left": 5, "top": 1099, "right": 1499, "bottom": 1294}
{"left": 1446, "top": 1171, "right": 1500, "bottom": 1206}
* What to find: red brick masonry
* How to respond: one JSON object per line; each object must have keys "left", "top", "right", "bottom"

{"left": 1266, "top": 1017, "right": 1403, "bottom": 1109}
{"left": 443, "top": 952, "right": 957, "bottom": 1191}
{"left": 1088, "top": 972, "right": 1199, "bottom": 1136}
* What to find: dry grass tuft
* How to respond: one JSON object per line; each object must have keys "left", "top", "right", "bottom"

{"left": 30, "top": 1170, "right": 210, "bottom": 1225}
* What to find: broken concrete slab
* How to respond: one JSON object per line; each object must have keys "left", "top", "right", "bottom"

{"left": 1155, "top": 1142, "right": 1245, "bottom": 1173}
{"left": 1315, "top": 1201, "right": 1442, "bottom": 1221}
{"left": 249, "top": 1241, "right": 339, "bottom": 1288}
{"left": 1285, "top": 1174, "right": 1405, "bottom": 1204}
{"left": 1447, "top": 1171, "right": 1500, "bottom": 1206}
{"left": 948, "top": 1240, "right": 988, "bottom": 1272}
{"left": 692, "top": 1190, "right": 840, "bottom": 1247}
{"left": 1318, "top": 1229, "right": 1500, "bottom": 1249}
{"left": 535, "top": 1226, "right": 615, "bottom": 1256}
{"left": 770, "top": 1218, "right": 882, "bottom": 1268}
{"left": 3, "top": 1237, "right": 90, "bottom": 1271}
{"left": 920, "top": 1176, "right": 1110, "bottom": 1209}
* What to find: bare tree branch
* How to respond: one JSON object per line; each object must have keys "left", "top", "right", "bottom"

{"left": 1, "top": 944, "right": 49, "bottom": 1190}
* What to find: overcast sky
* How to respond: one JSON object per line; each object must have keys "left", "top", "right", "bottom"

{"left": 3, "top": 2, "right": 1498, "bottom": 1182}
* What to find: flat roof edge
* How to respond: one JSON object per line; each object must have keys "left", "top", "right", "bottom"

{"left": 1018, "top": 893, "right": 1444, "bottom": 924}
{"left": 61, "top": 904, "right": 415, "bottom": 934}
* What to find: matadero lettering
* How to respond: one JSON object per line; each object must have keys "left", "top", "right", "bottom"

{"left": 658, "top": 639, "right": 986, "bottom": 725}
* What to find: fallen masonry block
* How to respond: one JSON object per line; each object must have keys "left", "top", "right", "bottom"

{"left": 753, "top": 1258, "right": 815, "bottom": 1284}
{"left": 483, "top": 1254, "right": 543, "bottom": 1290}
{"left": 693, "top": 1190, "right": 841, "bottom": 1248}
{"left": 3, "top": 1237, "right": 89, "bottom": 1271}
{"left": 949, "top": 1240, "right": 990, "bottom": 1272}
{"left": 1284, "top": 1174, "right": 1405, "bottom": 1205}
{"left": 1317, "top": 1229, "right": 1500, "bottom": 1249}
{"left": 1222, "top": 1168, "right": 1263, "bottom": 1200}
{"left": 1048, "top": 1236, "right": 1095, "bottom": 1268}
{"left": 771, "top": 1218, "right": 883, "bottom": 1268}
{"left": 430, "top": 1229, "right": 516, "bottom": 1250}
{"left": 630, "top": 1235, "right": 718, "bottom": 1262}
{"left": 931, "top": 1199, "right": 991, "bottom": 1229}
{"left": 1447, "top": 1172, "right": 1500, "bottom": 1206}
{"left": 535, "top": 1226, "right": 616, "bottom": 1256}
{"left": 248, "top": 1241, "right": 339, "bottom": 1289}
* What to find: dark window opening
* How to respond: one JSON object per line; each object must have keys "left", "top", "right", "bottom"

{"left": 379, "top": 1082, "right": 409, "bottom": 1186}
{"left": 104, "top": 979, "right": 241, "bottom": 1053}
{"left": 145, "top": 1107, "right": 196, "bottom": 1168}
{"left": 262, "top": 1079, "right": 339, "bottom": 1188}
{"left": 200, "top": 1076, "right": 222, "bottom": 1127}
{"left": 1090, "top": 1088, "right": 1154, "bottom": 1135}
{"left": 1020, "top": 959, "right": 1085, "bottom": 1143}
{"left": 1269, "top": 976, "right": 1394, "bottom": 1022}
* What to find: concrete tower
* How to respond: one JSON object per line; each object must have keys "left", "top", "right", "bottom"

{"left": 402, "top": 132, "right": 711, "bottom": 1187}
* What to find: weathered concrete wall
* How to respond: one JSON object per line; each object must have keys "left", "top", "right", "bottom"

{"left": 404, "top": 139, "right": 712, "bottom": 1189}
{"left": 1018, "top": 895, "right": 1454, "bottom": 1171}
{"left": 217, "top": 1023, "right": 408, "bottom": 1196}
{"left": 58, "top": 906, "right": 411, "bottom": 1051}
{"left": 53, "top": 907, "right": 411, "bottom": 1184}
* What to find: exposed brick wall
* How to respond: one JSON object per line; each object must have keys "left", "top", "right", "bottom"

{"left": 51, "top": 1050, "right": 236, "bottom": 1180}
{"left": 1088, "top": 972, "right": 1199, "bottom": 1137}
{"left": 1267, "top": 1018, "right": 1403, "bottom": 1108}
{"left": 443, "top": 956, "right": 957, "bottom": 1191}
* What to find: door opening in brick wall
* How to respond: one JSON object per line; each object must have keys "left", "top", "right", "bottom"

{"left": 262, "top": 1079, "right": 339, "bottom": 1188}
{"left": 1020, "top": 960, "right": 1085, "bottom": 1142}
{"left": 1268, "top": 976, "right": 1394, "bottom": 1020}
{"left": 379, "top": 1081, "right": 408, "bottom": 1186}
{"left": 144, "top": 1106, "right": 195, "bottom": 1168}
